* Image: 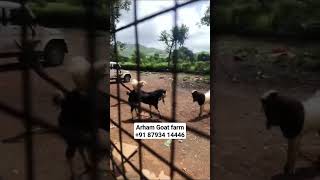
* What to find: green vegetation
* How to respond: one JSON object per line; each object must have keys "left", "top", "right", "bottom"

{"left": 201, "top": 6, "right": 210, "bottom": 26}
{"left": 116, "top": 45, "right": 210, "bottom": 75}
{"left": 159, "top": 24, "right": 189, "bottom": 66}
{"left": 27, "top": 0, "right": 131, "bottom": 29}
{"left": 215, "top": 0, "right": 320, "bottom": 37}
{"left": 118, "top": 44, "right": 167, "bottom": 58}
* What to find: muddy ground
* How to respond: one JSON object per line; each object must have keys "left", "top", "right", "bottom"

{"left": 214, "top": 35, "right": 320, "bottom": 180}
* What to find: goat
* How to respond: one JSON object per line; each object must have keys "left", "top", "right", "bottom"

{"left": 127, "top": 80, "right": 166, "bottom": 119}
{"left": 131, "top": 78, "right": 147, "bottom": 91}
{"left": 65, "top": 56, "right": 106, "bottom": 92}
{"left": 192, "top": 90, "right": 210, "bottom": 117}
{"left": 261, "top": 89, "right": 320, "bottom": 175}
{"left": 53, "top": 89, "right": 110, "bottom": 179}
{"left": 53, "top": 56, "right": 109, "bottom": 179}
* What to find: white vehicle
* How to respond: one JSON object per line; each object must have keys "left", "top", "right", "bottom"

{"left": 109, "top": 61, "right": 131, "bottom": 83}
{"left": 0, "top": 1, "right": 68, "bottom": 65}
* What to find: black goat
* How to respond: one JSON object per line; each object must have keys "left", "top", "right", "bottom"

{"left": 261, "top": 89, "right": 320, "bottom": 175}
{"left": 127, "top": 89, "right": 167, "bottom": 119}
{"left": 53, "top": 89, "right": 110, "bottom": 179}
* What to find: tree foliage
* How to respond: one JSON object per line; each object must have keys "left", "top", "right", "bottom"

{"left": 159, "top": 24, "right": 189, "bottom": 66}
{"left": 201, "top": 6, "right": 210, "bottom": 26}
{"left": 197, "top": 52, "right": 210, "bottom": 61}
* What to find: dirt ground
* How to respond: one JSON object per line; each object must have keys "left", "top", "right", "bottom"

{"left": 110, "top": 71, "right": 210, "bottom": 179}
{"left": 214, "top": 36, "right": 320, "bottom": 180}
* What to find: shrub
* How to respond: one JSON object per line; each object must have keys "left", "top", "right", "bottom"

{"left": 30, "top": 3, "right": 108, "bottom": 30}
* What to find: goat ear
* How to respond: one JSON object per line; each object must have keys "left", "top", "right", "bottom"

{"left": 261, "top": 90, "right": 278, "bottom": 100}
{"left": 269, "top": 91, "right": 278, "bottom": 99}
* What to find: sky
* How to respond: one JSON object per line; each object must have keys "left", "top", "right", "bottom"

{"left": 115, "top": 0, "right": 210, "bottom": 53}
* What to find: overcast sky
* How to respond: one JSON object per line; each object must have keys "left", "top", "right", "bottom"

{"left": 115, "top": 0, "right": 210, "bottom": 53}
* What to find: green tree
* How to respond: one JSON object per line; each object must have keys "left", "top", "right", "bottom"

{"left": 178, "top": 46, "right": 194, "bottom": 62}
{"left": 153, "top": 53, "right": 160, "bottom": 61}
{"left": 131, "top": 50, "right": 146, "bottom": 63}
{"left": 201, "top": 6, "right": 210, "bottom": 26}
{"left": 110, "top": 41, "right": 126, "bottom": 59}
{"left": 159, "top": 24, "right": 189, "bottom": 66}
{"left": 197, "top": 52, "right": 210, "bottom": 61}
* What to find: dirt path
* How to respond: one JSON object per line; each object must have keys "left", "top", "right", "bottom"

{"left": 110, "top": 72, "right": 210, "bottom": 179}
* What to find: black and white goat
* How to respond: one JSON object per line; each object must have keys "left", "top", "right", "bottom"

{"left": 261, "top": 89, "right": 320, "bottom": 175}
{"left": 192, "top": 90, "right": 210, "bottom": 117}
{"left": 127, "top": 79, "right": 166, "bottom": 119}
{"left": 53, "top": 56, "right": 109, "bottom": 179}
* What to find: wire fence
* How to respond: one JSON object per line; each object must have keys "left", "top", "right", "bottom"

{"left": 0, "top": 0, "right": 210, "bottom": 179}
{"left": 110, "top": 0, "right": 210, "bottom": 179}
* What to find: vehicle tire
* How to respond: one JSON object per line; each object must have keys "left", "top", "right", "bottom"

{"left": 124, "top": 74, "right": 131, "bottom": 83}
{"left": 44, "top": 43, "right": 65, "bottom": 66}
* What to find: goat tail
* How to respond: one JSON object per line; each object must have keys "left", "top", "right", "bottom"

{"left": 52, "top": 90, "right": 65, "bottom": 107}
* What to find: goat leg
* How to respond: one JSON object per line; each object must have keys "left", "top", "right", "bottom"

{"left": 66, "top": 146, "right": 77, "bottom": 180}
{"left": 157, "top": 109, "right": 161, "bottom": 119}
{"left": 284, "top": 136, "right": 301, "bottom": 175}
{"left": 79, "top": 147, "right": 91, "bottom": 171}
{"left": 149, "top": 105, "right": 153, "bottom": 118}
{"left": 131, "top": 106, "right": 136, "bottom": 120}
{"left": 154, "top": 105, "right": 161, "bottom": 119}
{"left": 199, "top": 105, "right": 203, "bottom": 117}
{"left": 138, "top": 107, "right": 142, "bottom": 120}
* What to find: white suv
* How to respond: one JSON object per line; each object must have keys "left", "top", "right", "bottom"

{"left": 109, "top": 62, "right": 131, "bottom": 83}
{"left": 0, "top": 1, "right": 68, "bottom": 66}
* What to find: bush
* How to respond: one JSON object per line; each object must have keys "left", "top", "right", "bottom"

{"left": 215, "top": 0, "right": 320, "bottom": 37}
{"left": 30, "top": 3, "right": 108, "bottom": 30}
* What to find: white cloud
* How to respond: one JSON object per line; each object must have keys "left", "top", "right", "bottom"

{"left": 116, "top": 0, "right": 209, "bottom": 53}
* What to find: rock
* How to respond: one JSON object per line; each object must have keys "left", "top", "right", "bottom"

{"left": 233, "top": 55, "right": 244, "bottom": 61}
{"left": 272, "top": 47, "right": 288, "bottom": 53}
{"left": 12, "top": 169, "right": 19, "bottom": 175}
{"left": 183, "top": 77, "right": 189, "bottom": 81}
{"left": 231, "top": 76, "right": 239, "bottom": 83}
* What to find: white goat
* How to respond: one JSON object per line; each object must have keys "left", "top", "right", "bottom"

{"left": 191, "top": 90, "right": 210, "bottom": 117}
{"left": 65, "top": 56, "right": 106, "bottom": 92}
{"left": 131, "top": 78, "right": 147, "bottom": 91}
{"left": 261, "top": 89, "right": 320, "bottom": 175}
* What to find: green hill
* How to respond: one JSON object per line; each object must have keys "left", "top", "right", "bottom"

{"left": 119, "top": 44, "right": 167, "bottom": 58}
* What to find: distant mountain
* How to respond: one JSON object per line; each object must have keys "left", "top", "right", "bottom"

{"left": 119, "top": 44, "right": 167, "bottom": 58}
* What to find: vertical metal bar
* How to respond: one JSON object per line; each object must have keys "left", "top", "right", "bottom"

{"left": 111, "top": 11, "right": 126, "bottom": 176}
{"left": 85, "top": 0, "right": 98, "bottom": 179}
{"left": 133, "top": 0, "right": 144, "bottom": 179}
{"left": 210, "top": 1, "right": 214, "bottom": 179}
{"left": 170, "top": 0, "right": 178, "bottom": 179}
{"left": 20, "top": 1, "right": 34, "bottom": 180}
